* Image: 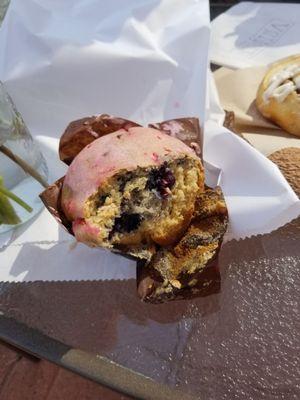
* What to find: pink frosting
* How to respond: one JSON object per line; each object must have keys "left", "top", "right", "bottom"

{"left": 72, "top": 218, "right": 100, "bottom": 245}
{"left": 61, "top": 127, "right": 197, "bottom": 221}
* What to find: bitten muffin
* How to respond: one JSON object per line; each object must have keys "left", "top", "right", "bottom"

{"left": 61, "top": 126, "right": 204, "bottom": 256}
{"left": 137, "top": 186, "right": 228, "bottom": 303}
{"left": 256, "top": 54, "right": 300, "bottom": 136}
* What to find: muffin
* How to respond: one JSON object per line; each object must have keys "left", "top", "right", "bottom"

{"left": 61, "top": 126, "right": 204, "bottom": 255}
{"left": 137, "top": 186, "right": 228, "bottom": 303}
{"left": 59, "top": 114, "right": 140, "bottom": 165}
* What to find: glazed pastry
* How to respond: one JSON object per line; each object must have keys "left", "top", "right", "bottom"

{"left": 256, "top": 55, "right": 300, "bottom": 136}
{"left": 137, "top": 186, "right": 228, "bottom": 303}
{"left": 61, "top": 126, "right": 204, "bottom": 256}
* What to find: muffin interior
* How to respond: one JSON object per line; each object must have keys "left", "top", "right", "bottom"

{"left": 84, "top": 156, "right": 203, "bottom": 248}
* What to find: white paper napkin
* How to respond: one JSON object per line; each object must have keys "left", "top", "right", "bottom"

{"left": 211, "top": 1, "right": 300, "bottom": 69}
{"left": 0, "top": 0, "right": 299, "bottom": 282}
{"left": 1, "top": 241, "right": 136, "bottom": 282}
{"left": 204, "top": 120, "right": 300, "bottom": 241}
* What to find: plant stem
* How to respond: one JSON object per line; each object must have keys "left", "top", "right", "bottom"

{"left": 0, "top": 192, "right": 21, "bottom": 224}
{"left": 0, "top": 185, "right": 33, "bottom": 212}
{"left": 0, "top": 144, "right": 49, "bottom": 188}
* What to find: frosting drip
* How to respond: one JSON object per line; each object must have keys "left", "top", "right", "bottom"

{"left": 294, "top": 75, "right": 300, "bottom": 90}
{"left": 263, "top": 64, "right": 300, "bottom": 103}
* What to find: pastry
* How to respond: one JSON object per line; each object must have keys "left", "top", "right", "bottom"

{"left": 61, "top": 125, "right": 204, "bottom": 256}
{"left": 256, "top": 54, "right": 300, "bottom": 136}
{"left": 137, "top": 186, "right": 228, "bottom": 303}
{"left": 268, "top": 147, "right": 300, "bottom": 197}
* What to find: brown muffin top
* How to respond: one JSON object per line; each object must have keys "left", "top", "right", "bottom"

{"left": 269, "top": 147, "right": 300, "bottom": 197}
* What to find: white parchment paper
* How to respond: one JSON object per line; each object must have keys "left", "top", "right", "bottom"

{"left": 0, "top": 0, "right": 299, "bottom": 282}
{"left": 211, "top": 1, "right": 300, "bottom": 69}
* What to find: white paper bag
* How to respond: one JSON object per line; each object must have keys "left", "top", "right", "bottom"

{"left": 0, "top": 0, "right": 210, "bottom": 137}
{"left": 0, "top": 0, "right": 212, "bottom": 281}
